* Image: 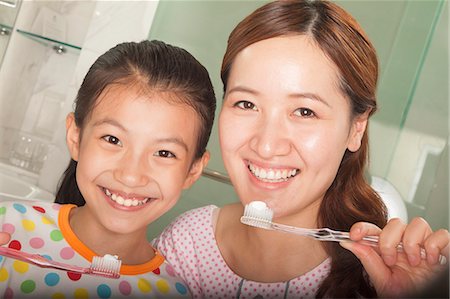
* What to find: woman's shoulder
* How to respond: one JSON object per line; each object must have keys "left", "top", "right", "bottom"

{"left": 165, "top": 205, "right": 219, "bottom": 232}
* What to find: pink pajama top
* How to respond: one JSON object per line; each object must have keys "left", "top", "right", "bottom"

{"left": 153, "top": 205, "right": 331, "bottom": 298}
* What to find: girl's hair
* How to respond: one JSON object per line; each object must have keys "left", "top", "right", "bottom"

{"left": 221, "top": 1, "right": 387, "bottom": 297}
{"left": 55, "top": 40, "right": 216, "bottom": 206}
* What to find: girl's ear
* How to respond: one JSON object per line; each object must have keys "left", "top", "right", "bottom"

{"left": 182, "top": 151, "right": 210, "bottom": 189}
{"left": 347, "top": 111, "right": 370, "bottom": 152}
{"left": 66, "top": 113, "right": 81, "bottom": 161}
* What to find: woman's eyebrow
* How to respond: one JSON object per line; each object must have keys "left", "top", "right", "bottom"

{"left": 227, "top": 86, "right": 331, "bottom": 108}
{"left": 288, "top": 92, "right": 331, "bottom": 108}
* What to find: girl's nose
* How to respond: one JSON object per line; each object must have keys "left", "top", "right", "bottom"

{"left": 249, "top": 117, "right": 291, "bottom": 159}
{"left": 113, "top": 151, "right": 150, "bottom": 187}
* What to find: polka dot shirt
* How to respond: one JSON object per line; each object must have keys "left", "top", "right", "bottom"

{"left": 153, "top": 205, "right": 331, "bottom": 298}
{"left": 0, "top": 200, "right": 189, "bottom": 298}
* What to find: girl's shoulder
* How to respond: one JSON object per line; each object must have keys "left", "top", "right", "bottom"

{"left": 0, "top": 199, "right": 62, "bottom": 218}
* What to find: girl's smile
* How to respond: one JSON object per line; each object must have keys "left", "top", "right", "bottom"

{"left": 67, "top": 83, "right": 203, "bottom": 237}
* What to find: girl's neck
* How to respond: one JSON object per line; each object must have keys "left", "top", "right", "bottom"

{"left": 68, "top": 206, "right": 155, "bottom": 265}
{"left": 215, "top": 203, "right": 328, "bottom": 282}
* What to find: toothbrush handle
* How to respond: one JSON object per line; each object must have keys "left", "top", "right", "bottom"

{"left": 0, "top": 247, "right": 87, "bottom": 273}
{"left": 270, "top": 223, "right": 447, "bottom": 264}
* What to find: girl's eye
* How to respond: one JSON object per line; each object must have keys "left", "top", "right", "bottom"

{"left": 235, "top": 100, "right": 257, "bottom": 111}
{"left": 294, "top": 108, "right": 315, "bottom": 118}
{"left": 154, "top": 150, "right": 176, "bottom": 159}
{"left": 102, "top": 135, "right": 122, "bottom": 146}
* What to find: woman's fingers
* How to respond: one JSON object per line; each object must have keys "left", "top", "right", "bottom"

{"left": 350, "top": 219, "right": 407, "bottom": 266}
{"left": 340, "top": 241, "right": 391, "bottom": 291}
{"left": 423, "top": 228, "right": 450, "bottom": 265}
{"left": 401, "top": 217, "right": 432, "bottom": 266}
{"left": 378, "top": 218, "right": 407, "bottom": 266}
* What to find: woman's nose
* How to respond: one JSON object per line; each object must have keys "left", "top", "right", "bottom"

{"left": 249, "top": 117, "right": 291, "bottom": 159}
{"left": 113, "top": 151, "right": 150, "bottom": 187}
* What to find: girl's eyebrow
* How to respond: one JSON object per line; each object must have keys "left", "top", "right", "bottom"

{"left": 227, "top": 86, "right": 331, "bottom": 108}
{"left": 93, "top": 118, "right": 189, "bottom": 152}
{"left": 93, "top": 118, "right": 127, "bottom": 131}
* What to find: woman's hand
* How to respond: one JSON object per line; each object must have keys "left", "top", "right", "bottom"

{"left": 340, "top": 217, "right": 449, "bottom": 297}
{"left": 0, "top": 232, "right": 11, "bottom": 245}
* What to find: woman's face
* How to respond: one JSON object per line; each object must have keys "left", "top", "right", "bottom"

{"left": 219, "top": 35, "right": 367, "bottom": 224}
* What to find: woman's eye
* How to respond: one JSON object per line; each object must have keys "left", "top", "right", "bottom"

{"left": 294, "top": 108, "right": 315, "bottom": 118}
{"left": 235, "top": 100, "right": 257, "bottom": 110}
{"left": 102, "top": 135, "right": 122, "bottom": 146}
{"left": 154, "top": 150, "right": 176, "bottom": 158}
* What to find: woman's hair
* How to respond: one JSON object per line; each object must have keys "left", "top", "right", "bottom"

{"left": 55, "top": 40, "right": 216, "bottom": 206}
{"left": 221, "top": 1, "right": 387, "bottom": 297}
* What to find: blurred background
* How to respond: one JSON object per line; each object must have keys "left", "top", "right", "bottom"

{"left": 0, "top": 0, "right": 447, "bottom": 240}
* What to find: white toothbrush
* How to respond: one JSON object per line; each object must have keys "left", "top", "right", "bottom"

{"left": 0, "top": 247, "right": 122, "bottom": 278}
{"left": 241, "top": 201, "right": 447, "bottom": 264}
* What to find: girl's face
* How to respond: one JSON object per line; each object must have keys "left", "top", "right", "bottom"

{"left": 66, "top": 84, "right": 207, "bottom": 235}
{"left": 219, "top": 35, "right": 367, "bottom": 224}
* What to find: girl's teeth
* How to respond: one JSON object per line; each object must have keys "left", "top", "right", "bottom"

{"left": 104, "top": 189, "right": 149, "bottom": 207}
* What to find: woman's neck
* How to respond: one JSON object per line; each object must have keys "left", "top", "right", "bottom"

{"left": 215, "top": 203, "right": 328, "bottom": 282}
{"left": 68, "top": 206, "right": 155, "bottom": 265}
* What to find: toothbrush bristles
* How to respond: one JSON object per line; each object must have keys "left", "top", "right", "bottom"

{"left": 90, "top": 255, "right": 122, "bottom": 278}
{"left": 240, "top": 201, "right": 274, "bottom": 229}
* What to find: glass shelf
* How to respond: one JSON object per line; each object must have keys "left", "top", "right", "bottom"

{"left": 16, "top": 28, "right": 81, "bottom": 53}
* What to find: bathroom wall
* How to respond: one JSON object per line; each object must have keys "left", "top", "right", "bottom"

{"left": 0, "top": 1, "right": 159, "bottom": 193}
{"left": 341, "top": 0, "right": 448, "bottom": 229}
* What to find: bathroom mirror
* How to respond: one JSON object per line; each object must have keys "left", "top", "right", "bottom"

{"left": 0, "top": 0, "right": 21, "bottom": 66}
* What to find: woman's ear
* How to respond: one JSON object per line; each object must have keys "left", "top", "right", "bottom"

{"left": 347, "top": 111, "right": 370, "bottom": 152}
{"left": 183, "top": 151, "right": 210, "bottom": 189}
{"left": 66, "top": 113, "right": 81, "bottom": 161}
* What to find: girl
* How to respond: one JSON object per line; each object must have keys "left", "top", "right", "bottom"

{"left": 154, "top": 1, "right": 449, "bottom": 298}
{"left": 0, "top": 39, "right": 215, "bottom": 298}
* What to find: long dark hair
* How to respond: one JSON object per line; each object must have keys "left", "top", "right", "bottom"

{"left": 221, "top": 1, "right": 387, "bottom": 297}
{"left": 55, "top": 40, "right": 216, "bottom": 206}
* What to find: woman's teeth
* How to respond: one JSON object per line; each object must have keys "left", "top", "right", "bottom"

{"left": 104, "top": 189, "right": 149, "bottom": 207}
{"left": 249, "top": 164, "right": 298, "bottom": 182}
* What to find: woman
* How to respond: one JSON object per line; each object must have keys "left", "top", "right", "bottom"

{"left": 154, "top": 1, "right": 449, "bottom": 298}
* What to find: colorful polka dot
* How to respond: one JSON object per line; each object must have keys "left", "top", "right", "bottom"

{"left": 175, "top": 282, "right": 188, "bottom": 295}
{"left": 42, "top": 216, "right": 55, "bottom": 225}
{"left": 8, "top": 240, "right": 21, "bottom": 250}
{"left": 60, "top": 247, "right": 75, "bottom": 260}
{"left": 0, "top": 207, "right": 6, "bottom": 215}
{"left": 152, "top": 267, "right": 160, "bottom": 275}
{"left": 2, "top": 223, "right": 14, "bottom": 234}
{"left": 12, "top": 260, "right": 29, "bottom": 274}
{"left": 156, "top": 279, "right": 170, "bottom": 294}
{"left": 51, "top": 293, "right": 65, "bottom": 299}
{"left": 29, "top": 237, "right": 45, "bottom": 249}
{"left": 44, "top": 272, "right": 60, "bottom": 286}
{"left": 50, "top": 229, "right": 63, "bottom": 241}
{"left": 22, "top": 219, "right": 35, "bottom": 231}
{"left": 97, "top": 284, "right": 112, "bottom": 298}
{"left": 137, "top": 278, "right": 152, "bottom": 293}
{"left": 0, "top": 267, "right": 9, "bottom": 281}
{"left": 13, "top": 203, "right": 26, "bottom": 214}
{"left": 20, "top": 279, "right": 36, "bottom": 293}
{"left": 165, "top": 263, "right": 176, "bottom": 277}
{"left": 4, "top": 287, "right": 13, "bottom": 299}
{"left": 33, "top": 206, "right": 46, "bottom": 213}
{"left": 67, "top": 272, "right": 82, "bottom": 281}
{"left": 73, "top": 288, "right": 88, "bottom": 299}
{"left": 118, "top": 281, "right": 132, "bottom": 296}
